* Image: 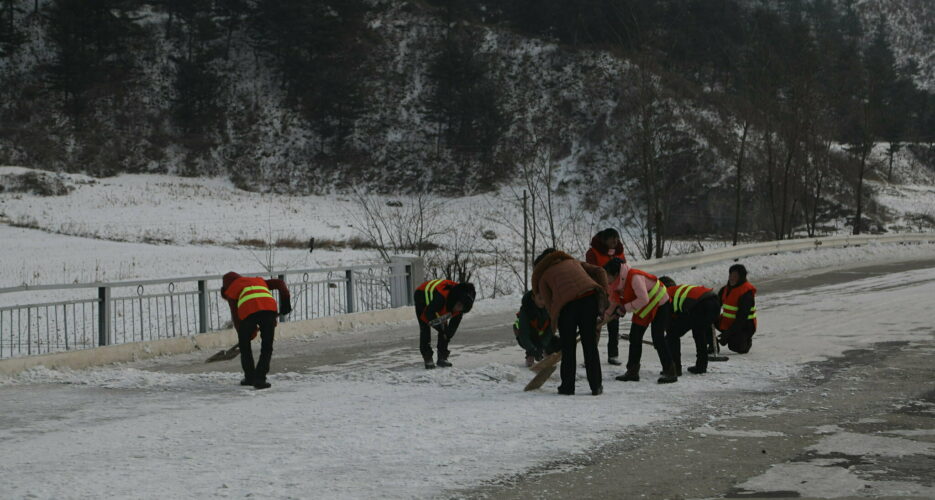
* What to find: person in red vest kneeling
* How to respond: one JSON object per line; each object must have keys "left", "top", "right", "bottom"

{"left": 414, "top": 279, "right": 476, "bottom": 369}
{"left": 716, "top": 264, "right": 758, "bottom": 354}
{"left": 659, "top": 276, "right": 720, "bottom": 375}
{"left": 585, "top": 228, "right": 625, "bottom": 366}
{"left": 221, "top": 272, "right": 292, "bottom": 389}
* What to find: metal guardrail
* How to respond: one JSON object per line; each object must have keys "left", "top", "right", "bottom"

{"left": 0, "top": 256, "right": 424, "bottom": 359}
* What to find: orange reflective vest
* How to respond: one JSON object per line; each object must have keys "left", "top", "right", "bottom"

{"left": 618, "top": 268, "right": 667, "bottom": 327}
{"left": 416, "top": 279, "right": 461, "bottom": 324}
{"left": 223, "top": 277, "right": 278, "bottom": 321}
{"left": 718, "top": 282, "right": 757, "bottom": 332}
{"left": 666, "top": 284, "right": 714, "bottom": 315}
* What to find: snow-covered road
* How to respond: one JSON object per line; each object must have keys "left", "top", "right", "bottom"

{"left": 1, "top": 259, "right": 934, "bottom": 499}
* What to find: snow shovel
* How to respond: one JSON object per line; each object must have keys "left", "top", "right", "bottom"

{"left": 206, "top": 327, "right": 260, "bottom": 362}
{"left": 206, "top": 344, "right": 240, "bottom": 362}
{"left": 524, "top": 352, "right": 561, "bottom": 391}
{"left": 523, "top": 362, "right": 562, "bottom": 391}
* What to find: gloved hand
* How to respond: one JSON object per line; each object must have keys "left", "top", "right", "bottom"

{"left": 280, "top": 298, "right": 293, "bottom": 316}
{"left": 717, "top": 333, "right": 729, "bottom": 346}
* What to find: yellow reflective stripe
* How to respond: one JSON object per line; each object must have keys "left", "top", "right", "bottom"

{"left": 424, "top": 279, "right": 444, "bottom": 304}
{"left": 674, "top": 285, "right": 695, "bottom": 313}
{"left": 237, "top": 285, "right": 274, "bottom": 308}
{"left": 723, "top": 304, "right": 755, "bottom": 319}
{"left": 638, "top": 281, "right": 667, "bottom": 318}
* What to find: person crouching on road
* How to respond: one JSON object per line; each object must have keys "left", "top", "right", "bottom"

{"left": 221, "top": 272, "right": 292, "bottom": 389}
{"left": 603, "top": 258, "right": 677, "bottom": 384}
{"left": 659, "top": 276, "right": 720, "bottom": 375}
{"left": 414, "top": 279, "right": 476, "bottom": 369}
{"left": 532, "top": 248, "right": 609, "bottom": 396}
{"left": 585, "top": 228, "right": 626, "bottom": 366}
{"left": 716, "top": 264, "right": 758, "bottom": 354}
{"left": 513, "top": 290, "right": 559, "bottom": 367}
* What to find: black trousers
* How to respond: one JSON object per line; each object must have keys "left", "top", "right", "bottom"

{"left": 558, "top": 294, "right": 602, "bottom": 394}
{"left": 606, "top": 316, "right": 620, "bottom": 359}
{"left": 414, "top": 292, "right": 462, "bottom": 360}
{"left": 667, "top": 297, "right": 720, "bottom": 370}
{"left": 237, "top": 310, "right": 277, "bottom": 382}
{"left": 626, "top": 302, "right": 673, "bottom": 370}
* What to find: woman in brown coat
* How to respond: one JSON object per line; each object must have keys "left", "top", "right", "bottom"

{"left": 532, "top": 248, "right": 609, "bottom": 395}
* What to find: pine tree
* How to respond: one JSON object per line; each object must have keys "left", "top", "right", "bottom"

{"left": 44, "top": 0, "right": 141, "bottom": 119}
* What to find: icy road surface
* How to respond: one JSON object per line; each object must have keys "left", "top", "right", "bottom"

{"left": 1, "top": 259, "right": 934, "bottom": 499}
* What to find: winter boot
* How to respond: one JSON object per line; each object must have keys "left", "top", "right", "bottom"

{"left": 424, "top": 357, "right": 436, "bottom": 370}
{"left": 592, "top": 386, "right": 603, "bottom": 396}
{"left": 659, "top": 365, "right": 682, "bottom": 377}
{"left": 657, "top": 364, "right": 678, "bottom": 384}
{"left": 615, "top": 364, "right": 640, "bottom": 382}
{"left": 687, "top": 365, "right": 706, "bottom": 374}
{"left": 436, "top": 359, "right": 452, "bottom": 368}
{"left": 253, "top": 379, "right": 272, "bottom": 390}
{"left": 607, "top": 357, "right": 622, "bottom": 366}
{"left": 240, "top": 378, "right": 253, "bottom": 386}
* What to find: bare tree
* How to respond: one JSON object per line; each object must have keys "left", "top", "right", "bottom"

{"left": 732, "top": 119, "right": 750, "bottom": 245}
{"left": 614, "top": 59, "right": 697, "bottom": 259}
{"left": 347, "top": 190, "right": 448, "bottom": 263}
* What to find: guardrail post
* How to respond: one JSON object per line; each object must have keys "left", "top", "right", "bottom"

{"left": 408, "top": 257, "right": 424, "bottom": 306}
{"left": 405, "top": 265, "right": 414, "bottom": 305}
{"left": 389, "top": 255, "right": 424, "bottom": 308}
{"left": 278, "top": 274, "right": 288, "bottom": 323}
{"left": 198, "top": 280, "right": 208, "bottom": 333}
{"left": 98, "top": 286, "right": 111, "bottom": 346}
{"left": 345, "top": 270, "right": 355, "bottom": 314}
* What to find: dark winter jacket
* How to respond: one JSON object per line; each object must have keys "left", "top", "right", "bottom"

{"left": 514, "top": 291, "right": 556, "bottom": 356}
{"left": 585, "top": 235, "right": 625, "bottom": 267}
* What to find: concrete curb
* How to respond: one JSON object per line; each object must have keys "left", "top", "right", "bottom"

{"left": 0, "top": 306, "right": 414, "bottom": 376}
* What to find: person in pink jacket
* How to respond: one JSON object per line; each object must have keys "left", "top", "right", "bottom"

{"left": 602, "top": 258, "right": 677, "bottom": 384}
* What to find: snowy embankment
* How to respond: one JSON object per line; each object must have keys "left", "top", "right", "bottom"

{"left": 1, "top": 244, "right": 934, "bottom": 499}
{"left": 2, "top": 165, "right": 933, "bottom": 291}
